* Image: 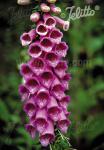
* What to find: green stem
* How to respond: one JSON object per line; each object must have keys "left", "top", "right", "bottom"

{"left": 58, "top": 129, "right": 71, "bottom": 147}
{"left": 49, "top": 144, "right": 53, "bottom": 150}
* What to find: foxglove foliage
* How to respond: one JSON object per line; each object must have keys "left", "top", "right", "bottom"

{"left": 19, "top": 0, "right": 71, "bottom": 147}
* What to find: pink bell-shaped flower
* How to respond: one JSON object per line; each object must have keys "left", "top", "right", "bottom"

{"left": 49, "top": 28, "right": 63, "bottom": 44}
{"left": 23, "top": 98, "right": 36, "bottom": 117}
{"left": 54, "top": 60, "right": 68, "bottom": 78}
{"left": 40, "top": 120, "right": 55, "bottom": 147}
{"left": 29, "top": 58, "right": 45, "bottom": 75}
{"left": 25, "top": 123, "right": 36, "bottom": 139}
{"left": 34, "top": 108, "right": 48, "bottom": 133}
{"left": 44, "top": 14, "right": 56, "bottom": 29}
{"left": 19, "top": 84, "right": 29, "bottom": 101}
{"left": 20, "top": 29, "right": 36, "bottom": 46}
{"left": 54, "top": 42, "right": 68, "bottom": 58}
{"left": 47, "top": 96, "right": 61, "bottom": 121}
{"left": 36, "top": 87, "right": 50, "bottom": 108}
{"left": 40, "top": 70, "right": 54, "bottom": 89}
{"left": 40, "top": 37, "right": 53, "bottom": 52}
{"left": 54, "top": 16, "right": 70, "bottom": 31}
{"left": 28, "top": 42, "right": 42, "bottom": 58}
{"left": 20, "top": 63, "right": 33, "bottom": 79}
{"left": 36, "top": 22, "right": 48, "bottom": 36}
{"left": 58, "top": 110, "right": 71, "bottom": 133}
{"left": 45, "top": 52, "right": 59, "bottom": 67}
{"left": 25, "top": 77, "right": 40, "bottom": 94}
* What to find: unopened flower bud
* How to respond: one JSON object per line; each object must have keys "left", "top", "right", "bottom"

{"left": 17, "top": 0, "right": 31, "bottom": 5}
{"left": 40, "top": 3, "right": 50, "bottom": 13}
{"left": 50, "top": 4, "right": 61, "bottom": 14}
{"left": 47, "top": 0, "right": 57, "bottom": 3}
{"left": 30, "top": 12, "right": 40, "bottom": 22}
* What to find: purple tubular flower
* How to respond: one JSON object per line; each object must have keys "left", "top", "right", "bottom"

{"left": 44, "top": 14, "right": 56, "bottom": 29}
{"left": 25, "top": 123, "right": 36, "bottom": 139}
{"left": 63, "top": 109, "right": 71, "bottom": 117}
{"left": 58, "top": 110, "right": 71, "bottom": 133}
{"left": 40, "top": 70, "right": 54, "bottom": 89}
{"left": 25, "top": 77, "right": 40, "bottom": 94}
{"left": 62, "top": 73, "right": 71, "bottom": 90}
{"left": 54, "top": 42, "right": 68, "bottom": 57}
{"left": 36, "top": 22, "right": 48, "bottom": 36}
{"left": 20, "top": 29, "right": 36, "bottom": 46}
{"left": 28, "top": 42, "right": 42, "bottom": 58}
{"left": 29, "top": 58, "right": 45, "bottom": 75}
{"left": 19, "top": 84, "right": 29, "bottom": 101}
{"left": 45, "top": 52, "right": 59, "bottom": 67}
{"left": 54, "top": 16, "right": 70, "bottom": 31}
{"left": 40, "top": 120, "right": 55, "bottom": 147}
{"left": 47, "top": 96, "right": 61, "bottom": 121}
{"left": 36, "top": 87, "right": 50, "bottom": 108}
{"left": 54, "top": 60, "right": 68, "bottom": 78}
{"left": 34, "top": 108, "right": 48, "bottom": 133}
{"left": 19, "top": 6, "right": 71, "bottom": 146}
{"left": 40, "top": 37, "right": 53, "bottom": 52}
{"left": 49, "top": 28, "right": 63, "bottom": 44}
{"left": 20, "top": 63, "right": 33, "bottom": 79}
{"left": 23, "top": 99, "right": 36, "bottom": 117}
{"left": 59, "top": 96, "right": 71, "bottom": 109}
{"left": 51, "top": 78, "right": 65, "bottom": 99}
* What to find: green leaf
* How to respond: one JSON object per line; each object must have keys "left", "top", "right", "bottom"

{"left": 0, "top": 100, "right": 10, "bottom": 121}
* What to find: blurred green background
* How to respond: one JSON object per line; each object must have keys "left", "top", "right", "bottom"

{"left": 0, "top": 0, "right": 104, "bottom": 150}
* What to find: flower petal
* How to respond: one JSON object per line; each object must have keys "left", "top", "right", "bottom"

{"left": 40, "top": 37, "right": 53, "bottom": 52}
{"left": 28, "top": 42, "right": 42, "bottom": 58}
{"left": 40, "top": 120, "right": 55, "bottom": 147}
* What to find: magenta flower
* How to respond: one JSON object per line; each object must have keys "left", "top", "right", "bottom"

{"left": 40, "top": 37, "right": 53, "bottom": 52}
{"left": 23, "top": 98, "right": 36, "bottom": 117}
{"left": 19, "top": 84, "right": 29, "bottom": 101}
{"left": 51, "top": 84, "right": 65, "bottom": 100}
{"left": 58, "top": 110, "right": 71, "bottom": 133}
{"left": 54, "top": 42, "right": 68, "bottom": 57}
{"left": 34, "top": 108, "right": 48, "bottom": 133}
{"left": 47, "top": 96, "right": 60, "bottom": 121}
{"left": 25, "top": 77, "right": 40, "bottom": 94}
{"left": 62, "top": 73, "right": 71, "bottom": 90}
{"left": 49, "top": 28, "right": 63, "bottom": 44}
{"left": 59, "top": 96, "right": 71, "bottom": 109}
{"left": 19, "top": 0, "right": 71, "bottom": 147}
{"left": 20, "top": 29, "right": 36, "bottom": 46}
{"left": 29, "top": 58, "right": 45, "bottom": 75}
{"left": 28, "top": 42, "right": 42, "bottom": 58}
{"left": 40, "top": 70, "right": 54, "bottom": 89}
{"left": 36, "top": 22, "right": 48, "bottom": 36}
{"left": 45, "top": 52, "right": 59, "bottom": 67}
{"left": 54, "top": 16, "right": 70, "bottom": 31}
{"left": 54, "top": 60, "right": 68, "bottom": 78}
{"left": 44, "top": 14, "right": 56, "bottom": 29}
{"left": 25, "top": 123, "right": 36, "bottom": 139}
{"left": 20, "top": 63, "right": 33, "bottom": 79}
{"left": 36, "top": 87, "right": 49, "bottom": 108}
{"left": 40, "top": 120, "right": 55, "bottom": 147}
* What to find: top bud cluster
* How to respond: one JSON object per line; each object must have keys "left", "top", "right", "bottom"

{"left": 19, "top": 0, "right": 71, "bottom": 147}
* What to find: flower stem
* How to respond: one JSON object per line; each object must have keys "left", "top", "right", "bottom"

{"left": 49, "top": 144, "right": 53, "bottom": 150}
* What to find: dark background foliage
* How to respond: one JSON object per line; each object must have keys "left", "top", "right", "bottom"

{"left": 0, "top": 0, "right": 104, "bottom": 150}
